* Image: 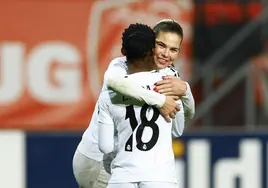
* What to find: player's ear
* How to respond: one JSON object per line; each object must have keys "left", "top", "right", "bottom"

{"left": 121, "top": 48, "right": 126, "bottom": 56}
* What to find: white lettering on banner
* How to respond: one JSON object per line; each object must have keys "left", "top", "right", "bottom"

{"left": 188, "top": 140, "right": 210, "bottom": 188}
{"left": 175, "top": 159, "right": 185, "bottom": 188}
{"left": 27, "top": 42, "right": 82, "bottom": 104}
{"left": 0, "top": 42, "right": 82, "bottom": 105}
{"left": 174, "top": 139, "right": 263, "bottom": 188}
{"left": 0, "top": 131, "right": 25, "bottom": 188}
{"left": 214, "top": 139, "right": 262, "bottom": 188}
{"left": 0, "top": 43, "right": 24, "bottom": 104}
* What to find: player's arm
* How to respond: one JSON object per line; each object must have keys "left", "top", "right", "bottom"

{"left": 105, "top": 62, "right": 179, "bottom": 122}
{"left": 154, "top": 75, "right": 195, "bottom": 120}
{"left": 107, "top": 76, "right": 180, "bottom": 122}
{"left": 97, "top": 94, "right": 115, "bottom": 154}
{"left": 180, "top": 82, "right": 195, "bottom": 120}
{"left": 107, "top": 75, "right": 167, "bottom": 108}
{"left": 106, "top": 67, "right": 165, "bottom": 109}
{"left": 171, "top": 100, "right": 185, "bottom": 138}
{"left": 104, "top": 59, "right": 128, "bottom": 85}
{"left": 104, "top": 58, "right": 165, "bottom": 107}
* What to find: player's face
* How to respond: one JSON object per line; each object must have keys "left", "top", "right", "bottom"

{"left": 154, "top": 31, "right": 182, "bottom": 69}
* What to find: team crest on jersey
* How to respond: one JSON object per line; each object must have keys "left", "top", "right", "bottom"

{"left": 126, "top": 144, "right": 132, "bottom": 151}
{"left": 143, "top": 144, "right": 147, "bottom": 150}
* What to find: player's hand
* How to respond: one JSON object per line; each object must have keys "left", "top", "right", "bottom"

{"left": 159, "top": 96, "right": 180, "bottom": 123}
{"left": 154, "top": 76, "right": 187, "bottom": 96}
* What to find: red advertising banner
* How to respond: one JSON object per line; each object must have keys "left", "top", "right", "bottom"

{"left": 0, "top": 0, "right": 193, "bottom": 130}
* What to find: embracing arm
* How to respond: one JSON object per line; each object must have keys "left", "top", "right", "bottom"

{"left": 106, "top": 75, "right": 166, "bottom": 108}
{"left": 107, "top": 75, "right": 181, "bottom": 122}
{"left": 97, "top": 95, "right": 115, "bottom": 154}
{"left": 104, "top": 58, "right": 166, "bottom": 108}
{"left": 171, "top": 100, "right": 185, "bottom": 138}
{"left": 99, "top": 122, "right": 114, "bottom": 154}
{"left": 155, "top": 76, "right": 195, "bottom": 123}
{"left": 105, "top": 61, "right": 179, "bottom": 122}
{"left": 180, "top": 82, "right": 195, "bottom": 121}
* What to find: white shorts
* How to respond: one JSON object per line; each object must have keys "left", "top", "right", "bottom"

{"left": 72, "top": 150, "right": 111, "bottom": 188}
{"left": 107, "top": 182, "right": 178, "bottom": 188}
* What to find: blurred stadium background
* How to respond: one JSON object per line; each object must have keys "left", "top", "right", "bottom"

{"left": 0, "top": 0, "right": 267, "bottom": 187}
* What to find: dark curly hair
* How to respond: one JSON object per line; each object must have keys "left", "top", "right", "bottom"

{"left": 121, "top": 23, "right": 156, "bottom": 62}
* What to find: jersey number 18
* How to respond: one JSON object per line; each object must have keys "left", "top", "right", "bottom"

{"left": 125, "top": 104, "right": 159, "bottom": 152}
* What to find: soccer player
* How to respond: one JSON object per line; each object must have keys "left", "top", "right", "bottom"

{"left": 153, "top": 19, "right": 194, "bottom": 122}
{"left": 73, "top": 19, "right": 194, "bottom": 188}
{"left": 98, "top": 23, "right": 181, "bottom": 188}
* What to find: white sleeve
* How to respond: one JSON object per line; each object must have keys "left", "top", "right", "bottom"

{"left": 104, "top": 60, "right": 128, "bottom": 84}
{"left": 104, "top": 59, "right": 165, "bottom": 108}
{"left": 171, "top": 100, "right": 185, "bottom": 138}
{"left": 106, "top": 75, "right": 166, "bottom": 109}
{"left": 180, "top": 82, "right": 195, "bottom": 121}
{"left": 97, "top": 97, "right": 115, "bottom": 154}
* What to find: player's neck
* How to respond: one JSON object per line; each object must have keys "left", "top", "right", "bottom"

{"left": 127, "top": 60, "right": 155, "bottom": 74}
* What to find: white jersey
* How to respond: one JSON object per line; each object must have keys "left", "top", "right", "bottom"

{"left": 77, "top": 57, "right": 128, "bottom": 161}
{"left": 98, "top": 71, "right": 182, "bottom": 183}
{"left": 77, "top": 56, "right": 186, "bottom": 161}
